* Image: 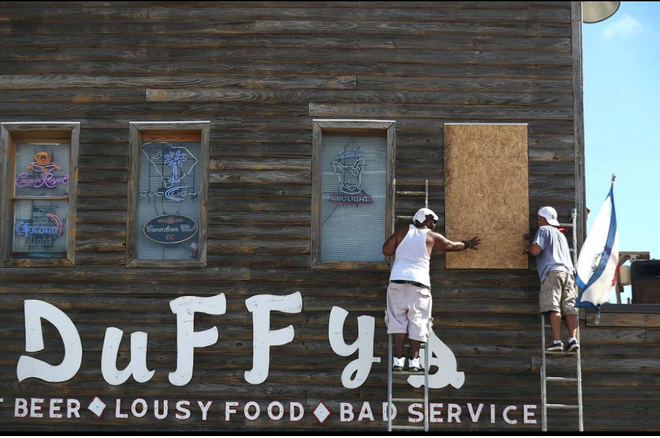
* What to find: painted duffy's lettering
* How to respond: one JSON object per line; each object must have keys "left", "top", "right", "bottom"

{"left": 328, "top": 306, "right": 380, "bottom": 389}
{"left": 16, "top": 297, "right": 468, "bottom": 392}
{"left": 17, "top": 300, "right": 82, "bottom": 383}
{"left": 244, "top": 292, "right": 303, "bottom": 385}
{"left": 408, "top": 329, "right": 465, "bottom": 390}
{"left": 169, "top": 294, "right": 227, "bottom": 386}
{"left": 102, "top": 328, "right": 155, "bottom": 385}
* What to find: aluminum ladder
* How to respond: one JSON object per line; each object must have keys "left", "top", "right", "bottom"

{"left": 540, "top": 314, "right": 584, "bottom": 431}
{"left": 387, "top": 335, "right": 430, "bottom": 432}
{"left": 539, "top": 207, "right": 583, "bottom": 431}
{"left": 387, "top": 179, "right": 430, "bottom": 432}
{"left": 392, "top": 179, "right": 429, "bottom": 226}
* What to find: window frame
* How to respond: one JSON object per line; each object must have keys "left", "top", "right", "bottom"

{"left": 126, "top": 121, "right": 210, "bottom": 268}
{"left": 311, "top": 119, "right": 396, "bottom": 270}
{"left": 0, "top": 122, "right": 80, "bottom": 267}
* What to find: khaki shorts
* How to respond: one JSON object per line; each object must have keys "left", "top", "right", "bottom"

{"left": 385, "top": 282, "right": 432, "bottom": 342}
{"left": 539, "top": 270, "right": 578, "bottom": 316}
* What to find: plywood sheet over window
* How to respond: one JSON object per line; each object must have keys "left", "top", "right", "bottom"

{"left": 444, "top": 124, "right": 529, "bottom": 269}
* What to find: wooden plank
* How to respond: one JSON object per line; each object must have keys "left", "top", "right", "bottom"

{"left": 309, "top": 104, "right": 573, "bottom": 120}
{"left": 358, "top": 76, "right": 573, "bottom": 93}
{"left": 209, "top": 170, "right": 311, "bottom": 185}
{"left": 571, "top": 1, "right": 586, "bottom": 254}
{"left": 0, "top": 21, "right": 257, "bottom": 35}
{"left": 358, "top": 35, "right": 571, "bottom": 52}
{"left": 0, "top": 103, "right": 310, "bottom": 117}
{"left": 209, "top": 184, "right": 311, "bottom": 198}
{"left": 144, "top": 48, "right": 573, "bottom": 66}
{"left": 586, "top": 312, "right": 660, "bottom": 328}
{"left": 0, "top": 89, "right": 146, "bottom": 103}
{"left": 0, "top": 267, "right": 249, "bottom": 282}
{"left": 210, "top": 157, "right": 310, "bottom": 171}
{"left": 208, "top": 240, "right": 309, "bottom": 255}
{"left": 77, "top": 197, "right": 127, "bottom": 211}
{"left": 0, "top": 34, "right": 358, "bottom": 49}
{"left": 254, "top": 20, "right": 571, "bottom": 37}
{"left": 258, "top": 61, "right": 573, "bottom": 80}
{"left": 0, "top": 48, "right": 148, "bottom": 61}
{"left": 147, "top": 89, "right": 572, "bottom": 107}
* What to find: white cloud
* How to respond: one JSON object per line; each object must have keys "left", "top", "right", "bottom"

{"left": 601, "top": 14, "right": 643, "bottom": 41}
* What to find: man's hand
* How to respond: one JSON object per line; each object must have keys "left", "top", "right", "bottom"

{"left": 465, "top": 236, "right": 480, "bottom": 250}
{"left": 523, "top": 233, "right": 531, "bottom": 254}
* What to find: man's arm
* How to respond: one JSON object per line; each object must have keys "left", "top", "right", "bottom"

{"left": 523, "top": 232, "right": 543, "bottom": 256}
{"left": 431, "top": 232, "right": 480, "bottom": 253}
{"left": 383, "top": 225, "right": 407, "bottom": 256}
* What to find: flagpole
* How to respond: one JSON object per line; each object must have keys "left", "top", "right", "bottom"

{"left": 612, "top": 173, "right": 616, "bottom": 184}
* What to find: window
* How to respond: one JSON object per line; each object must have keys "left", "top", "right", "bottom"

{"left": 126, "top": 122, "right": 209, "bottom": 267}
{"left": 0, "top": 122, "right": 80, "bottom": 266}
{"left": 311, "top": 120, "right": 395, "bottom": 269}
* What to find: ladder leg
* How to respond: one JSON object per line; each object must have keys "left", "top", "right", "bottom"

{"left": 424, "top": 337, "right": 429, "bottom": 432}
{"left": 541, "top": 313, "right": 547, "bottom": 432}
{"left": 387, "top": 333, "right": 393, "bottom": 432}
{"left": 576, "top": 324, "right": 584, "bottom": 431}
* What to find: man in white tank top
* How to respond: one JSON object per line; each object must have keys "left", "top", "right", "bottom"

{"left": 383, "top": 208, "right": 480, "bottom": 371}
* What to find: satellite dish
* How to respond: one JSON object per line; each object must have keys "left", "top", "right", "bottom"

{"left": 582, "top": 1, "right": 620, "bottom": 24}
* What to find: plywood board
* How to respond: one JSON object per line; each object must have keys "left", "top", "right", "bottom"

{"left": 444, "top": 124, "right": 529, "bottom": 269}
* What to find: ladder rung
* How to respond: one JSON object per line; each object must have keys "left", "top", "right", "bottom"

{"left": 392, "top": 398, "right": 425, "bottom": 403}
{"left": 395, "top": 370, "right": 426, "bottom": 375}
{"left": 396, "top": 191, "right": 426, "bottom": 196}
{"left": 545, "top": 351, "right": 578, "bottom": 356}
{"left": 546, "top": 376, "right": 578, "bottom": 382}
{"left": 546, "top": 403, "right": 579, "bottom": 410}
{"left": 391, "top": 425, "right": 426, "bottom": 430}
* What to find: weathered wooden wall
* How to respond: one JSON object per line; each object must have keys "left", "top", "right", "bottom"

{"left": 0, "top": 1, "right": 643, "bottom": 433}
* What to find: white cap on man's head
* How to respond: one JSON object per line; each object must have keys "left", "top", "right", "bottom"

{"left": 538, "top": 206, "right": 560, "bottom": 226}
{"left": 413, "top": 208, "right": 438, "bottom": 223}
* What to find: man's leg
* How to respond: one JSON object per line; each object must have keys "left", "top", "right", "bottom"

{"left": 548, "top": 310, "right": 562, "bottom": 341}
{"left": 409, "top": 339, "right": 420, "bottom": 359}
{"left": 394, "top": 333, "right": 406, "bottom": 358}
{"left": 565, "top": 314, "right": 578, "bottom": 339}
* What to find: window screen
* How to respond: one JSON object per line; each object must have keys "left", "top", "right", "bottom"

{"left": 320, "top": 135, "right": 387, "bottom": 263}
{"left": 136, "top": 141, "right": 202, "bottom": 260}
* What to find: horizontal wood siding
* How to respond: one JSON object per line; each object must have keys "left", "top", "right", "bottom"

{"left": 0, "top": 1, "right": 632, "bottom": 433}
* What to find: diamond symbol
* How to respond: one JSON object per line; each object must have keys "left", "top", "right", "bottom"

{"left": 313, "top": 402, "right": 331, "bottom": 423}
{"left": 88, "top": 397, "right": 106, "bottom": 418}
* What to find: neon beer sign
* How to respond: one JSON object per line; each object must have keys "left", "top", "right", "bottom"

{"left": 329, "top": 141, "right": 373, "bottom": 205}
{"left": 15, "top": 151, "right": 69, "bottom": 189}
{"left": 14, "top": 213, "right": 64, "bottom": 248}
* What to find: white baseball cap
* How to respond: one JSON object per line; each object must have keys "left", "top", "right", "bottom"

{"left": 413, "top": 208, "right": 438, "bottom": 223}
{"left": 538, "top": 206, "right": 560, "bottom": 226}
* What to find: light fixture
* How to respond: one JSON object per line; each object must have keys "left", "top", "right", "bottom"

{"left": 582, "top": 1, "right": 620, "bottom": 24}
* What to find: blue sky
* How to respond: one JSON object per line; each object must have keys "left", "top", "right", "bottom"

{"left": 583, "top": 1, "right": 660, "bottom": 303}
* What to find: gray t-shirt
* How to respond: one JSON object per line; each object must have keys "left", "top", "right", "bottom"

{"left": 533, "top": 225, "right": 575, "bottom": 282}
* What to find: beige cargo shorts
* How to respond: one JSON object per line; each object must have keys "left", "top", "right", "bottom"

{"left": 385, "top": 282, "right": 432, "bottom": 342}
{"left": 539, "top": 270, "right": 578, "bottom": 316}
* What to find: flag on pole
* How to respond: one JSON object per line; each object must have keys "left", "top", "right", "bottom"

{"left": 575, "top": 175, "right": 619, "bottom": 308}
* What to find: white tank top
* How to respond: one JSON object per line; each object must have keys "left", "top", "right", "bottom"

{"left": 389, "top": 225, "right": 431, "bottom": 287}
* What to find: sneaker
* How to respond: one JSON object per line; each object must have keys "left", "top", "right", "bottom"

{"left": 546, "top": 341, "right": 564, "bottom": 352}
{"left": 392, "top": 357, "right": 405, "bottom": 371}
{"left": 408, "top": 357, "right": 422, "bottom": 372}
{"left": 566, "top": 339, "right": 580, "bottom": 352}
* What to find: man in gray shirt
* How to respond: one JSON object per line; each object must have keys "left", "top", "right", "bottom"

{"left": 524, "top": 206, "right": 579, "bottom": 352}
